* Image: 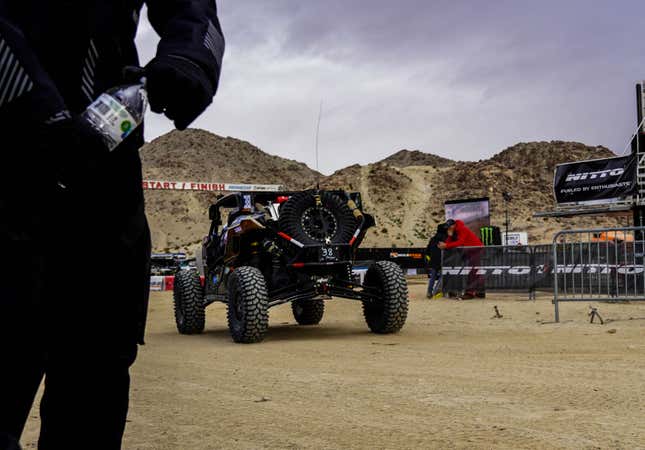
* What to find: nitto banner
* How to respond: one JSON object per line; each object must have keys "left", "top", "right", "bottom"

{"left": 142, "top": 180, "right": 283, "bottom": 192}
{"left": 553, "top": 155, "right": 636, "bottom": 204}
{"left": 441, "top": 244, "right": 645, "bottom": 295}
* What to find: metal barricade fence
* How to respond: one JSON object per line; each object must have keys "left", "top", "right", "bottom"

{"left": 552, "top": 227, "right": 645, "bottom": 322}
{"left": 531, "top": 244, "right": 555, "bottom": 292}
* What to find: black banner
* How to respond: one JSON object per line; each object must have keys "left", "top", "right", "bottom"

{"left": 554, "top": 155, "right": 636, "bottom": 204}
{"left": 441, "top": 243, "right": 645, "bottom": 296}
{"left": 442, "top": 246, "right": 534, "bottom": 293}
{"left": 358, "top": 244, "right": 645, "bottom": 296}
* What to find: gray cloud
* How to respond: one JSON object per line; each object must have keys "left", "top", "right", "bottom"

{"left": 136, "top": 0, "right": 645, "bottom": 174}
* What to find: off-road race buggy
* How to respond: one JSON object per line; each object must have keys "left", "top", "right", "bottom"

{"left": 173, "top": 189, "right": 409, "bottom": 343}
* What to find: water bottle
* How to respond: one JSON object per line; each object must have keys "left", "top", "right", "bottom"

{"left": 82, "top": 81, "right": 148, "bottom": 151}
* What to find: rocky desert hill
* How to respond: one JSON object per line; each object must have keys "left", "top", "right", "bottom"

{"left": 142, "top": 130, "right": 624, "bottom": 253}
{"left": 379, "top": 149, "right": 455, "bottom": 168}
{"left": 322, "top": 141, "right": 622, "bottom": 248}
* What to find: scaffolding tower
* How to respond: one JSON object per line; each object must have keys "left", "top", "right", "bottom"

{"left": 535, "top": 82, "right": 645, "bottom": 227}
{"left": 633, "top": 82, "right": 645, "bottom": 229}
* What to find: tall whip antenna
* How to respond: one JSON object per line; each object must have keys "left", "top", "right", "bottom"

{"left": 315, "top": 100, "right": 323, "bottom": 188}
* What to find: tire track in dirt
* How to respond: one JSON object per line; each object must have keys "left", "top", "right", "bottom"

{"left": 359, "top": 165, "right": 372, "bottom": 209}
{"left": 398, "top": 167, "right": 432, "bottom": 244}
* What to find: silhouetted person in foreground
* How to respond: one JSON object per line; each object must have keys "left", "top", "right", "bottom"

{"left": 0, "top": 2, "right": 223, "bottom": 447}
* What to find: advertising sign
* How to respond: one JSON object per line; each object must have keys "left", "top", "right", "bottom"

{"left": 502, "top": 232, "right": 529, "bottom": 246}
{"left": 142, "top": 180, "right": 283, "bottom": 192}
{"left": 149, "top": 276, "right": 165, "bottom": 292}
{"left": 553, "top": 155, "right": 636, "bottom": 204}
{"left": 445, "top": 197, "right": 490, "bottom": 233}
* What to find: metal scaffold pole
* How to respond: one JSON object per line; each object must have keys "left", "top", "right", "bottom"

{"left": 634, "top": 83, "right": 645, "bottom": 236}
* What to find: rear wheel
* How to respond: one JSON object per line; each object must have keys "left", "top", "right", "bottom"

{"left": 292, "top": 299, "right": 325, "bottom": 325}
{"left": 173, "top": 269, "right": 205, "bottom": 334}
{"left": 363, "top": 261, "right": 409, "bottom": 334}
{"left": 227, "top": 266, "right": 269, "bottom": 343}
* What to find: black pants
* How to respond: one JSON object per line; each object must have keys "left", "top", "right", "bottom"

{"left": 0, "top": 213, "right": 150, "bottom": 449}
{"left": 464, "top": 248, "right": 485, "bottom": 294}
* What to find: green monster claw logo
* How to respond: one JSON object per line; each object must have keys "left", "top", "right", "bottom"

{"left": 121, "top": 120, "right": 132, "bottom": 133}
{"left": 480, "top": 226, "right": 498, "bottom": 246}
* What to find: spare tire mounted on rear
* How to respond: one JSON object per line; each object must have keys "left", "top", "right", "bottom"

{"left": 278, "top": 191, "right": 357, "bottom": 244}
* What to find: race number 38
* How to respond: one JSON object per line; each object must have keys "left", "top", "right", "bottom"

{"left": 320, "top": 247, "right": 337, "bottom": 261}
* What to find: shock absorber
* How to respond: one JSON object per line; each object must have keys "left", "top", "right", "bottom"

{"left": 346, "top": 263, "right": 354, "bottom": 286}
{"left": 263, "top": 239, "right": 283, "bottom": 284}
{"left": 347, "top": 199, "right": 363, "bottom": 219}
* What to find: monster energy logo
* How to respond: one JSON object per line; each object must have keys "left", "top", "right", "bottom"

{"left": 480, "top": 226, "right": 497, "bottom": 246}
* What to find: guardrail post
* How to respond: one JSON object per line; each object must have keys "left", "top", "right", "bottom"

{"left": 553, "top": 233, "right": 560, "bottom": 322}
{"left": 529, "top": 246, "right": 536, "bottom": 301}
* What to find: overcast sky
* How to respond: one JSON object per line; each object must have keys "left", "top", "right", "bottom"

{"left": 135, "top": 0, "right": 645, "bottom": 174}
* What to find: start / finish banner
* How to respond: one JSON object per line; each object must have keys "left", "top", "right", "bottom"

{"left": 142, "top": 180, "right": 283, "bottom": 192}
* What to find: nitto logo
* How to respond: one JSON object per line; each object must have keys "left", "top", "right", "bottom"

{"left": 442, "top": 264, "right": 645, "bottom": 275}
{"left": 565, "top": 168, "right": 624, "bottom": 182}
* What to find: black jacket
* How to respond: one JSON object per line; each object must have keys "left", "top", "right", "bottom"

{"left": 0, "top": 1, "right": 223, "bottom": 120}
{"left": 0, "top": 1, "right": 224, "bottom": 238}
{"left": 425, "top": 225, "right": 448, "bottom": 270}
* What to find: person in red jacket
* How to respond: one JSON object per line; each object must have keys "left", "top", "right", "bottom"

{"left": 438, "top": 219, "right": 485, "bottom": 299}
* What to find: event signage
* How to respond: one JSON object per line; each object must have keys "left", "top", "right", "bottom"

{"left": 149, "top": 276, "right": 165, "bottom": 291}
{"left": 443, "top": 264, "right": 644, "bottom": 276}
{"left": 445, "top": 197, "right": 490, "bottom": 232}
{"left": 143, "top": 180, "right": 283, "bottom": 192}
{"left": 502, "top": 232, "right": 528, "bottom": 246}
{"left": 553, "top": 155, "right": 637, "bottom": 204}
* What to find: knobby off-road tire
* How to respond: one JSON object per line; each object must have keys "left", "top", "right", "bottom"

{"left": 173, "top": 269, "right": 205, "bottom": 335}
{"left": 363, "top": 261, "right": 409, "bottom": 334}
{"left": 278, "top": 191, "right": 357, "bottom": 245}
{"left": 292, "top": 299, "right": 325, "bottom": 325}
{"left": 227, "top": 266, "right": 269, "bottom": 343}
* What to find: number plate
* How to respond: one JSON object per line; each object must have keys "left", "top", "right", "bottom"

{"left": 319, "top": 246, "right": 339, "bottom": 262}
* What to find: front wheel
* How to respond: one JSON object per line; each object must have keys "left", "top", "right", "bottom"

{"left": 363, "top": 261, "right": 409, "bottom": 334}
{"left": 292, "top": 299, "right": 325, "bottom": 325}
{"left": 227, "top": 266, "right": 269, "bottom": 343}
{"left": 173, "top": 269, "right": 205, "bottom": 334}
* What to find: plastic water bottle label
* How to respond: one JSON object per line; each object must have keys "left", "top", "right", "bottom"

{"left": 87, "top": 93, "right": 138, "bottom": 150}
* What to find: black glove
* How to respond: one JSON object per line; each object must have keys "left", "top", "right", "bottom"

{"left": 145, "top": 55, "right": 215, "bottom": 130}
{"left": 34, "top": 115, "right": 109, "bottom": 189}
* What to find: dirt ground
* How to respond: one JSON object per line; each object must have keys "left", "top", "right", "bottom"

{"left": 22, "top": 279, "right": 645, "bottom": 449}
